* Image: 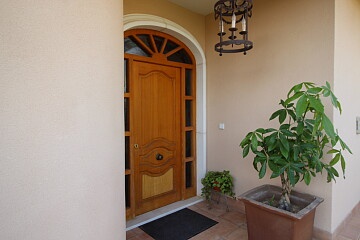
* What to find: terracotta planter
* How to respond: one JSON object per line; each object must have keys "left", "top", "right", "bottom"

{"left": 239, "top": 185, "right": 323, "bottom": 240}
{"left": 213, "top": 181, "right": 221, "bottom": 192}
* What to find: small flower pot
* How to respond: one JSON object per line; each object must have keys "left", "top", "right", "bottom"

{"left": 213, "top": 181, "right": 221, "bottom": 192}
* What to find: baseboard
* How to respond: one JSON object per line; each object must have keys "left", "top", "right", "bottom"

{"left": 313, "top": 227, "right": 332, "bottom": 240}
{"left": 326, "top": 201, "right": 360, "bottom": 240}
{"left": 308, "top": 201, "right": 360, "bottom": 240}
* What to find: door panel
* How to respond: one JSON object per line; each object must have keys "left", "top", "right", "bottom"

{"left": 133, "top": 61, "right": 181, "bottom": 215}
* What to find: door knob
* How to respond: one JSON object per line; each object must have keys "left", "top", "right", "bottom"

{"left": 156, "top": 153, "right": 163, "bottom": 160}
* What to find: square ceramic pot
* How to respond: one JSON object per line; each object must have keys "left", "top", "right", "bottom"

{"left": 239, "top": 185, "right": 323, "bottom": 240}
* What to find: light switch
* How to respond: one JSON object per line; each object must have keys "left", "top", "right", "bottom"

{"left": 357, "top": 117, "right": 360, "bottom": 134}
{"left": 219, "top": 123, "right": 225, "bottom": 130}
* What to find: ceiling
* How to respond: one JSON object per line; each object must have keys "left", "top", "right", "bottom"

{"left": 167, "top": 0, "right": 217, "bottom": 15}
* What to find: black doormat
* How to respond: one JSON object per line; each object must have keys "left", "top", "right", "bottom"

{"left": 139, "top": 208, "right": 218, "bottom": 240}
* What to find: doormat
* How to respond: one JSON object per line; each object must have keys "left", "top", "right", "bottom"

{"left": 139, "top": 208, "right": 218, "bottom": 240}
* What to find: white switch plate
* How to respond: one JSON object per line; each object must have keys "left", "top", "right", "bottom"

{"left": 219, "top": 123, "right": 225, "bottom": 130}
{"left": 357, "top": 117, "right": 360, "bottom": 134}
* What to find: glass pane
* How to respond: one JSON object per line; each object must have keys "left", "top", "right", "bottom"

{"left": 186, "top": 131, "right": 192, "bottom": 158}
{"left": 163, "top": 40, "right": 179, "bottom": 54}
{"left": 124, "top": 98, "right": 130, "bottom": 131}
{"left": 124, "top": 59, "right": 129, "bottom": 93}
{"left": 186, "top": 161, "right": 192, "bottom": 188}
{"left": 124, "top": 36, "right": 150, "bottom": 57}
{"left": 125, "top": 175, "right": 130, "bottom": 208}
{"left": 125, "top": 136, "right": 130, "bottom": 169}
{"left": 153, "top": 35, "right": 165, "bottom": 52}
{"left": 185, "top": 100, "right": 192, "bottom": 127}
{"left": 185, "top": 69, "right": 192, "bottom": 96}
{"left": 137, "top": 34, "right": 154, "bottom": 52}
{"left": 168, "top": 49, "right": 192, "bottom": 64}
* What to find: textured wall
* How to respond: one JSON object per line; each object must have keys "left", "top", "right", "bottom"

{"left": 332, "top": 0, "right": 360, "bottom": 233}
{"left": 124, "top": 0, "right": 206, "bottom": 52}
{"left": 0, "top": 1, "right": 125, "bottom": 239}
{"left": 205, "top": 0, "right": 335, "bottom": 232}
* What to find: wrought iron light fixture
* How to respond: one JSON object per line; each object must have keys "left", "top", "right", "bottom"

{"left": 214, "top": 0, "right": 253, "bottom": 56}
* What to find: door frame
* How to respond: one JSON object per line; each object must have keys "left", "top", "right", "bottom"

{"left": 124, "top": 14, "right": 207, "bottom": 201}
{"left": 124, "top": 27, "right": 202, "bottom": 219}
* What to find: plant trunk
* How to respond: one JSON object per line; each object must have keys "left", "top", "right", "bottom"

{"left": 280, "top": 174, "right": 292, "bottom": 211}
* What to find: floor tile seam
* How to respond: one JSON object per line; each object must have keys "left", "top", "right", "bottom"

{"left": 221, "top": 227, "right": 245, "bottom": 240}
{"left": 195, "top": 208, "right": 227, "bottom": 220}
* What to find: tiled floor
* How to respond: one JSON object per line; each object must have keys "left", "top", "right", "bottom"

{"left": 336, "top": 204, "right": 360, "bottom": 240}
{"left": 126, "top": 200, "right": 360, "bottom": 240}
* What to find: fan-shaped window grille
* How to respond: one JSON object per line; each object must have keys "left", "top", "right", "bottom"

{"left": 124, "top": 30, "right": 193, "bottom": 64}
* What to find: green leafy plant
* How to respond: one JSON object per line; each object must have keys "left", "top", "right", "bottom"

{"left": 240, "top": 82, "right": 351, "bottom": 211}
{"left": 201, "top": 170, "right": 235, "bottom": 200}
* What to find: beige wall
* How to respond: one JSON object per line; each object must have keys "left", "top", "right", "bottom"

{"left": 205, "top": 0, "right": 335, "bottom": 232}
{"left": 0, "top": 1, "right": 125, "bottom": 239}
{"left": 332, "top": 0, "right": 360, "bottom": 232}
{"left": 124, "top": 0, "right": 206, "bottom": 52}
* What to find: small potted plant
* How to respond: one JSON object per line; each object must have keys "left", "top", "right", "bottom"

{"left": 239, "top": 82, "right": 351, "bottom": 240}
{"left": 201, "top": 170, "right": 235, "bottom": 201}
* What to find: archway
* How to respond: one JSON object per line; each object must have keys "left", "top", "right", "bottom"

{"left": 124, "top": 14, "right": 207, "bottom": 213}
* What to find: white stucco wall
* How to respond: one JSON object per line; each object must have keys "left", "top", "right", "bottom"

{"left": 332, "top": 0, "right": 360, "bottom": 233}
{"left": 206, "top": 0, "right": 336, "bottom": 233}
{"left": 0, "top": 1, "right": 125, "bottom": 239}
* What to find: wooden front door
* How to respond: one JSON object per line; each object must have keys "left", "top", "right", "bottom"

{"left": 133, "top": 61, "right": 181, "bottom": 215}
{"left": 124, "top": 29, "right": 197, "bottom": 219}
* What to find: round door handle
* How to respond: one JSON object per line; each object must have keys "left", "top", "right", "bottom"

{"left": 156, "top": 153, "right": 163, "bottom": 160}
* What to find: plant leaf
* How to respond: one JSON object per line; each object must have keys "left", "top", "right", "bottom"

{"left": 288, "top": 109, "right": 297, "bottom": 121}
{"left": 293, "top": 145, "right": 299, "bottom": 161}
{"left": 304, "top": 171, "right": 311, "bottom": 185}
{"left": 285, "top": 92, "right": 303, "bottom": 105}
{"left": 296, "top": 121, "right": 304, "bottom": 135}
{"left": 326, "top": 81, "right": 331, "bottom": 89}
{"left": 270, "top": 171, "right": 281, "bottom": 179}
{"left": 339, "top": 137, "right": 352, "bottom": 154}
{"left": 331, "top": 167, "right": 339, "bottom": 177}
{"left": 267, "top": 138, "right": 277, "bottom": 152}
{"left": 269, "top": 109, "right": 283, "bottom": 121}
{"left": 280, "top": 143, "right": 289, "bottom": 159}
{"left": 279, "top": 134, "right": 290, "bottom": 151}
{"left": 322, "top": 114, "right": 336, "bottom": 140}
{"left": 279, "top": 109, "right": 287, "bottom": 124}
{"left": 251, "top": 134, "right": 258, "bottom": 151}
{"left": 340, "top": 155, "right": 346, "bottom": 176}
{"left": 243, "top": 145, "right": 250, "bottom": 158}
{"left": 259, "top": 162, "right": 267, "bottom": 178}
{"left": 308, "top": 96, "right": 324, "bottom": 113}
{"left": 337, "top": 101, "right": 342, "bottom": 114}
{"left": 288, "top": 168, "right": 296, "bottom": 186}
{"left": 296, "top": 95, "right": 308, "bottom": 118}
{"left": 256, "top": 128, "right": 266, "bottom": 134}
{"left": 279, "top": 124, "right": 290, "bottom": 131}
{"left": 268, "top": 160, "right": 280, "bottom": 172}
{"left": 330, "top": 92, "right": 338, "bottom": 108}
{"left": 323, "top": 89, "right": 330, "bottom": 97}
{"left": 240, "top": 132, "right": 252, "bottom": 147}
{"left": 329, "top": 153, "right": 340, "bottom": 166}
{"left": 307, "top": 87, "right": 322, "bottom": 94}
{"left": 327, "top": 149, "right": 339, "bottom": 154}
{"left": 287, "top": 83, "right": 303, "bottom": 98}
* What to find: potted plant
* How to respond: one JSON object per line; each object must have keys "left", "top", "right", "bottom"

{"left": 201, "top": 170, "right": 235, "bottom": 201}
{"left": 239, "top": 82, "right": 351, "bottom": 240}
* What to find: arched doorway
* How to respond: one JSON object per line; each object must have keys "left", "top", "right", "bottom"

{"left": 124, "top": 29, "right": 197, "bottom": 219}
